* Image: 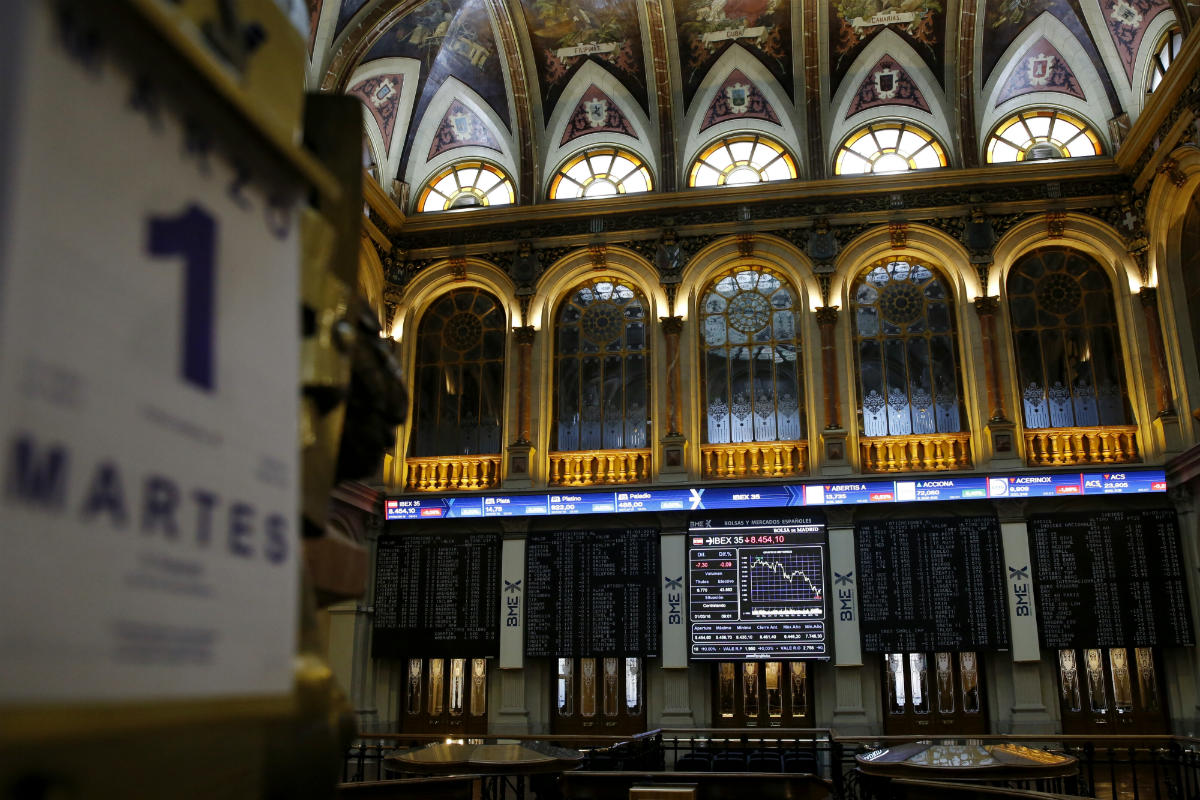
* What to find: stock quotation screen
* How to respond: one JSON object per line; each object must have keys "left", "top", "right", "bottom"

{"left": 687, "top": 515, "right": 829, "bottom": 660}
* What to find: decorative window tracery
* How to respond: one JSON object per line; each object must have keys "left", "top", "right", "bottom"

{"left": 549, "top": 147, "right": 653, "bottom": 200}
{"left": 1007, "top": 248, "right": 1130, "bottom": 429}
{"left": 834, "top": 121, "right": 947, "bottom": 175}
{"left": 688, "top": 134, "right": 798, "bottom": 187}
{"left": 700, "top": 267, "right": 805, "bottom": 445}
{"left": 416, "top": 161, "right": 515, "bottom": 212}
{"left": 985, "top": 109, "right": 1102, "bottom": 163}
{"left": 553, "top": 278, "right": 650, "bottom": 451}
{"left": 852, "top": 259, "right": 965, "bottom": 437}
{"left": 410, "top": 288, "right": 506, "bottom": 456}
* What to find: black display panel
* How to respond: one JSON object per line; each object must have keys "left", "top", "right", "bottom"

{"left": 855, "top": 515, "right": 1009, "bottom": 653}
{"left": 524, "top": 528, "right": 659, "bottom": 658}
{"left": 687, "top": 514, "right": 829, "bottom": 660}
{"left": 372, "top": 533, "right": 501, "bottom": 658}
{"left": 1029, "top": 509, "right": 1194, "bottom": 649}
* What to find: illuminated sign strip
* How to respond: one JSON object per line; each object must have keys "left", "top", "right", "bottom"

{"left": 384, "top": 469, "right": 1168, "bottom": 521}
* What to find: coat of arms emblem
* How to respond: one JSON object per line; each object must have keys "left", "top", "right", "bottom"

{"left": 725, "top": 82, "right": 750, "bottom": 113}
{"left": 1028, "top": 52, "right": 1054, "bottom": 86}
{"left": 584, "top": 98, "right": 609, "bottom": 128}
{"left": 873, "top": 67, "right": 899, "bottom": 99}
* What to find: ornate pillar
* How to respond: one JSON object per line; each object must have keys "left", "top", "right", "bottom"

{"left": 815, "top": 306, "right": 849, "bottom": 472}
{"left": 660, "top": 316, "right": 684, "bottom": 436}
{"left": 505, "top": 326, "right": 536, "bottom": 488}
{"left": 973, "top": 297, "right": 1008, "bottom": 422}
{"left": 1139, "top": 288, "right": 1174, "bottom": 416}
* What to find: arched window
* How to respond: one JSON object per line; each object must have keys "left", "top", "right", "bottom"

{"left": 985, "top": 109, "right": 1102, "bottom": 163}
{"left": 1007, "top": 249, "right": 1130, "bottom": 428}
{"left": 410, "top": 289, "right": 506, "bottom": 456}
{"left": 688, "top": 134, "right": 798, "bottom": 187}
{"left": 834, "top": 121, "right": 948, "bottom": 175}
{"left": 549, "top": 147, "right": 653, "bottom": 200}
{"left": 852, "top": 259, "right": 966, "bottom": 436}
{"left": 700, "top": 267, "right": 805, "bottom": 444}
{"left": 553, "top": 278, "right": 650, "bottom": 451}
{"left": 416, "top": 161, "right": 515, "bottom": 212}
{"left": 1148, "top": 27, "right": 1183, "bottom": 94}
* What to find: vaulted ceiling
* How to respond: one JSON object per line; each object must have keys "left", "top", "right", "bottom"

{"left": 306, "top": 0, "right": 1193, "bottom": 208}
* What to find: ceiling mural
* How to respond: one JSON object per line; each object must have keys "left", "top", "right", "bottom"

{"left": 560, "top": 86, "right": 639, "bottom": 145}
{"left": 349, "top": 73, "right": 405, "bottom": 150}
{"left": 700, "top": 69, "right": 782, "bottom": 130}
{"left": 994, "top": 36, "right": 1085, "bottom": 105}
{"left": 360, "top": 0, "right": 509, "bottom": 174}
{"left": 676, "top": 0, "right": 793, "bottom": 106}
{"left": 1099, "top": 0, "right": 1171, "bottom": 83}
{"left": 518, "top": 0, "right": 649, "bottom": 121}
{"left": 846, "top": 55, "right": 931, "bottom": 117}
{"left": 336, "top": 0, "right": 370, "bottom": 37}
{"left": 307, "top": 0, "right": 322, "bottom": 54}
{"left": 429, "top": 100, "right": 503, "bottom": 158}
{"left": 829, "top": 0, "right": 946, "bottom": 94}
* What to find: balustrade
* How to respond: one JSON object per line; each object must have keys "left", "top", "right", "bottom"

{"left": 1023, "top": 426, "right": 1139, "bottom": 466}
{"left": 404, "top": 455, "right": 502, "bottom": 492}
{"left": 860, "top": 433, "right": 973, "bottom": 472}
{"left": 548, "top": 449, "right": 652, "bottom": 486}
{"left": 700, "top": 442, "right": 808, "bottom": 479}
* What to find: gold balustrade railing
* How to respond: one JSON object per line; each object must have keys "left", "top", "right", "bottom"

{"left": 404, "top": 455, "right": 502, "bottom": 492}
{"left": 1023, "top": 425, "right": 1139, "bottom": 466}
{"left": 548, "top": 449, "right": 652, "bottom": 486}
{"left": 700, "top": 441, "right": 808, "bottom": 479}
{"left": 860, "top": 432, "right": 973, "bottom": 472}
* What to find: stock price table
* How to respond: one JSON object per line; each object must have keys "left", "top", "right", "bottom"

{"left": 855, "top": 516, "right": 1009, "bottom": 653}
{"left": 373, "top": 534, "right": 500, "bottom": 658}
{"left": 524, "top": 528, "right": 659, "bottom": 657}
{"left": 1030, "top": 509, "right": 1193, "bottom": 649}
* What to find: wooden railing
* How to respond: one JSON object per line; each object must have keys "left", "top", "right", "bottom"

{"left": 701, "top": 441, "right": 808, "bottom": 479}
{"left": 1023, "top": 425, "right": 1139, "bottom": 466}
{"left": 404, "top": 455, "right": 502, "bottom": 492}
{"left": 860, "top": 432, "right": 972, "bottom": 472}
{"left": 548, "top": 449, "right": 651, "bottom": 486}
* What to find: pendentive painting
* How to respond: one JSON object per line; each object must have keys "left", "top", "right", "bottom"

{"left": 519, "top": 0, "right": 648, "bottom": 121}
{"left": 675, "top": 0, "right": 793, "bottom": 106}
{"left": 829, "top": 0, "right": 946, "bottom": 94}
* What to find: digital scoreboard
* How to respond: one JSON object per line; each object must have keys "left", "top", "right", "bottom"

{"left": 687, "top": 515, "right": 829, "bottom": 660}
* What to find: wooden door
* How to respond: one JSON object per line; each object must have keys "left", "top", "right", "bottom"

{"left": 881, "top": 652, "right": 988, "bottom": 735}
{"left": 1057, "top": 647, "right": 1169, "bottom": 735}
{"left": 712, "top": 661, "right": 814, "bottom": 727}
{"left": 401, "top": 657, "right": 489, "bottom": 735}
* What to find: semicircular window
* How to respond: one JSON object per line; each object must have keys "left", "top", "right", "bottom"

{"left": 834, "top": 121, "right": 948, "bottom": 175}
{"left": 1007, "top": 248, "right": 1130, "bottom": 429}
{"left": 688, "top": 134, "right": 798, "bottom": 187}
{"left": 549, "top": 147, "right": 653, "bottom": 200}
{"left": 417, "top": 161, "right": 515, "bottom": 212}
{"left": 852, "top": 258, "right": 966, "bottom": 437}
{"left": 700, "top": 266, "right": 806, "bottom": 444}
{"left": 553, "top": 278, "right": 650, "bottom": 451}
{"left": 985, "top": 109, "right": 1102, "bottom": 163}
{"left": 1148, "top": 26, "right": 1183, "bottom": 94}
{"left": 410, "top": 288, "right": 507, "bottom": 456}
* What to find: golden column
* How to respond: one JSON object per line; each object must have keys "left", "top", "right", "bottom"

{"left": 661, "top": 316, "right": 684, "bottom": 436}
{"left": 815, "top": 306, "right": 841, "bottom": 429}
{"left": 1139, "top": 287, "right": 1174, "bottom": 416}
{"left": 973, "top": 296, "right": 1009, "bottom": 422}
{"left": 513, "top": 325, "right": 536, "bottom": 444}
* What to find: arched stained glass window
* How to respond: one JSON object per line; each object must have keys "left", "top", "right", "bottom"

{"left": 549, "top": 148, "right": 653, "bottom": 200}
{"left": 852, "top": 259, "right": 966, "bottom": 437}
{"left": 834, "top": 121, "right": 948, "bottom": 175}
{"left": 700, "top": 267, "right": 805, "bottom": 444}
{"left": 1148, "top": 27, "right": 1182, "bottom": 94}
{"left": 1007, "top": 249, "right": 1130, "bottom": 429}
{"left": 553, "top": 278, "right": 650, "bottom": 451}
{"left": 417, "top": 161, "right": 515, "bottom": 212}
{"left": 410, "top": 289, "right": 506, "bottom": 456}
{"left": 688, "top": 134, "right": 798, "bottom": 187}
{"left": 985, "top": 109, "right": 1102, "bottom": 163}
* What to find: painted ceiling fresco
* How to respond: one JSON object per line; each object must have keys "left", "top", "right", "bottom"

{"left": 518, "top": 0, "right": 649, "bottom": 120}
{"left": 676, "top": 0, "right": 793, "bottom": 106}
{"left": 315, "top": 0, "right": 1188, "bottom": 195}
{"left": 360, "top": 0, "right": 509, "bottom": 173}
{"left": 828, "top": 0, "right": 946, "bottom": 94}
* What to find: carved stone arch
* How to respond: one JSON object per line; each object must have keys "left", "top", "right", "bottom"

{"left": 404, "top": 77, "right": 518, "bottom": 196}
{"left": 543, "top": 61, "right": 657, "bottom": 185}
{"left": 828, "top": 30, "right": 955, "bottom": 167}
{"left": 980, "top": 13, "right": 1114, "bottom": 159}
{"left": 531, "top": 246, "right": 668, "bottom": 331}
{"left": 392, "top": 259, "right": 516, "bottom": 355}
{"left": 345, "top": 57, "right": 422, "bottom": 191}
{"left": 681, "top": 234, "right": 820, "bottom": 320}
{"left": 1130, "top": 12, "right": 1180, "bottom": 115}
{"left": 681, "top": 45, "right": 803, "bottom": 180}
{"left": 992, "top": 213, "right": 1142, "bottom": 298}
{"left": 834, "top": 224, "right": 978, "bottom": 309}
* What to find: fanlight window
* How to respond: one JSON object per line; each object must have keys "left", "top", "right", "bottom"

{"left": 834, "top": 122, "right": 947, "bottom": 175}
{"left": 688, "top": 134, "right": 798, "bottom": 187}
{"left": 549, "top": 148, "right": 653, "bottom": 200}
{"left": 985, "top": 109, "right": 1102, "bottom": 163}
{"left": 852, "top": 259, "right": 965, "bottom": 436}
{"left": 1148, "top": 27, "right": 1182, "bottom": 94}
{"left": 700, "top": 267, "right": 805, "bottom": 444}
{"left": 410, "top": 289, "right": 506, "bottom": 456}
{"left": 417, "top": 161, "right": 515, "bottom": 212}
{"left": 553, "top": 278, "right": 650, "bottom": 451}
{"left": 1007, "top": 248, "right": 1130, "bottom": 429}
